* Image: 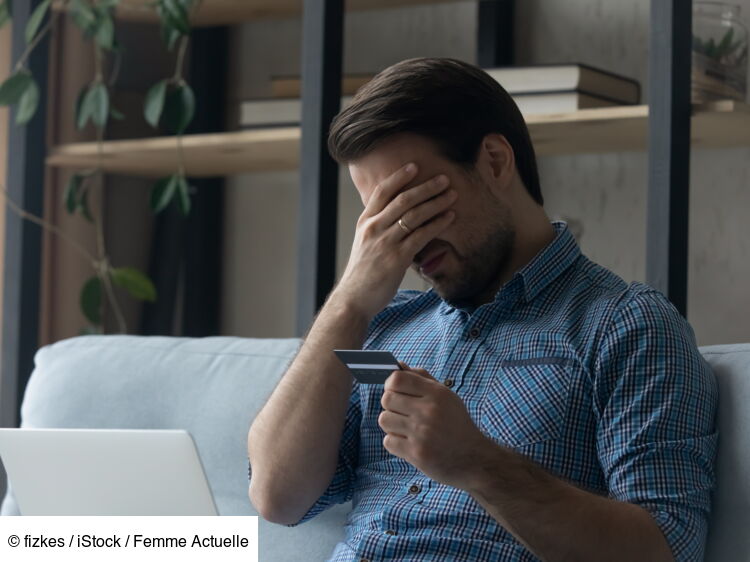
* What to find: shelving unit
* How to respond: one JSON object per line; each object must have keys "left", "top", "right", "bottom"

{"left": 45, "top": 101, "right": 750, "bottom": 177}
{"left": 52, "top": 0, "right": 459, "bottom": 26}
{"left": 0, "top": 0, "right": 727, "bottom": 449}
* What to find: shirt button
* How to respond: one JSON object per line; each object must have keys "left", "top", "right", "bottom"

{"left": 444, "top": 379, "right": 454, "bottom": 388}
{"left": 408, "top": 484, "right": 421, "bottom": 494}
{"left": 385, "top": 529, "right": 397, "bottom": 536}
{"left": 469, "top": 327, "right": 481, "bottom": 338}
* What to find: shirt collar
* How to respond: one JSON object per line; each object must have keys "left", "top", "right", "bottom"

{"left": 515, "top": 220, "right": 580, "bottom": 304}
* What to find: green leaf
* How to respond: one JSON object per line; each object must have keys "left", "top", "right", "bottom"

{"left": 717, "top": 27, "right": 734, "bottom": 58}
{"left": 76, "top": 85, "right": 93, "bottom": 129}
{"left": 16, "top": 77, "right": 39, "bottom": 124}
{"left": 94, "top": 13, "right": 115, "bottom": 50}
{"left": 91, "top": 83, "right": 109, "bottom": 127}
{"left": 70, "top": 0, "right": 98, "bottom": 37}
{"left": 78, "top": 186, "right": 94, "bottom": 222}
{"left": 150, "top": 174, "right": 178, "bottom": 213}
{"left": 144, "top": 79, "right": 167, "bottom": 129}
{"left": 79, "top": 83, "right": 109, "bottom": 129}
{"left": 111, "top": 267, "right": 157, "bottom": 302}
{"left": 706, "top": 37, "right": 717, "bottom": 58}
{"left": 176, "top": 176, "right": 191, "bottom": 215}
{"left": 74, "top": 85, "right": 87, "bottom": 126}
{"left": 64, "top": 173, "right": 83, "bottom": 213}
{"left": 0, "top": 70, "right": 33, "bottom": 106}
{"left": 0, "top": 2, "right": 11, "bottom": 29}
{"left": 110, "top": 106, "right": 125, "bottom": 120}
{"left": 160, "top": 0, "right": 190, "bottom": 34}
{"left": 164, "top": 83, "right": 195, "bottom": 135}
{"left": 80, "top": 324, "right": 103, "bottom": 336}
{"left": 80, "top": 276, "right": 102, "bottom": 324}
{"left": 160, "top": 23, "right": 181, "bottom": 51}
{"left": 25, "top": 0, "right": 51, "bottom": 44}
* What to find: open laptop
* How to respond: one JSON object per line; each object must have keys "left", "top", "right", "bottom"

{"left": 0, "top": 428, "right": 218, "bottom": 515}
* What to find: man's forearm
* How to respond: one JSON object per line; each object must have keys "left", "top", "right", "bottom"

{"left": 247, "top": 293, "right": 369, "bottom": 524}
{"left": 464, "top": 437, "right": 674, "bottom": 562}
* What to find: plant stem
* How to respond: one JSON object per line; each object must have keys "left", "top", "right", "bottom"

{"left": 172, "top": 35, "right": 189, "bottom": 83}
{"left": 0, "top": 183, "right": 97, "bottom": 264}
{"left": 108, "top": 48, "right": 122, "bottom": 88}
{"left": 177, "top": 134, "right": 186, "bottom": 177}
{"left": 13, "top": 3, "right": 65, "bottom": 72}
{"left": 91, "top": 38, "right": 127, "bottom": 334}
{"left": 171, "top": 33, "right": 190, "bottom": 176}
{"left": 100, "top": 264, "right": 127, "bottom": 334}
{"left": 94, "top": 44, "right": 104, "bottom": 83}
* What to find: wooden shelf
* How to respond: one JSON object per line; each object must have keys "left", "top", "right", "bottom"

{"left": 53, "top": 0, "right": 461, "bottom": 26}
{"left": 46, "top": 101, "right": 750, "bottom": 178}
{"left": 528, "top": 99, "right": 750, "bottom": 156}
{"left": 47, "top": 128, "right": 301, "bottom": 177}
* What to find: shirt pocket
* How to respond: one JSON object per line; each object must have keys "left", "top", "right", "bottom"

{"left": 479, "top": 359, "right": 573, "bottom": 449}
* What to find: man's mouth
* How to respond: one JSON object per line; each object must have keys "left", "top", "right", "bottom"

{"left": 417, "top": 251, "right": 447, "bottom": 276}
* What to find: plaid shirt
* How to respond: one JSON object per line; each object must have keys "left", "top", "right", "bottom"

{"left": 290, "top": 221, "right": 718, "bottom": 561}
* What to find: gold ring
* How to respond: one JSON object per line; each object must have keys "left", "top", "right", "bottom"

{"left": 398, "top": 217, "right": 412, "bottom": 234}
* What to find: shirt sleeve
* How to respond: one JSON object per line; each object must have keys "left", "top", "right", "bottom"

{"left": 593, "top": 288, "right": 718, "bottom": 561}
{"left": 286, "top": 381, "right": 362, "bottom": 526}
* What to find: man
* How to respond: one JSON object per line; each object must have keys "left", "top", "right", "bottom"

{"left": 247, "top": 58, "right": 717, "bottom": 561}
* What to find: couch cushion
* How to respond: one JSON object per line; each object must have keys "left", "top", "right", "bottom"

{"left": 701, "top": 344, "right": 750, "bottom": 562}
{"left": 0, "top": 335, "right": 349, "bottom": 561}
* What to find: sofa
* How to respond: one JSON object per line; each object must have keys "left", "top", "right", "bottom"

{"left": 1, "top": 335, "right": 748, "bottom": 561}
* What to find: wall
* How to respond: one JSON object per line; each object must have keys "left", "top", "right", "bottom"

{"left": 221, "top": 0, "right": 750, "bottom": 345}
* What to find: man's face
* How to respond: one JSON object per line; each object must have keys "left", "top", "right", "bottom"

{"left": 349, "top": 133, "right": 516, "bottom": 308}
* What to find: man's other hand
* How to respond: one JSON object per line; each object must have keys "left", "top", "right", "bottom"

{"left": 378, "top": 365, "right": 488, "bottom": 489}
{"left": 333, "top": 163, "right": 456, "bottom": 319}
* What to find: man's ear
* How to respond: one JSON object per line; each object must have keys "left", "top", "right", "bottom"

{"left": 478, "top": 133, "right": 515, "bottom": 193}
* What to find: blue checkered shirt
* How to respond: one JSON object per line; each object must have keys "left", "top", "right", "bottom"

{"left": 290, "top": 221, "right": 718, "bottom": 561}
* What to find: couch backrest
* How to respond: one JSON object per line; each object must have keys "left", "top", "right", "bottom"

{"left": 2, "top": 336, "right": 748, "bottom": 561}
{"left": 0, "top": 335, "right": 348, "bottom": 561}
{"left": 701, "top": 344, "right": 750, "bottom": 562}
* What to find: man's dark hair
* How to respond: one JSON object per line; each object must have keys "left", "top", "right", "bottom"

{"left": 327, "top": 57, "right": 543, "bottom": 206}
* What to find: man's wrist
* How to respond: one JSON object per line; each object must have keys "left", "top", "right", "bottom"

{"left": 322, "top": 289, "right": 375, "bottom": 328}
{"left": 459, "top": 435, "right": 511, "bottom": 496}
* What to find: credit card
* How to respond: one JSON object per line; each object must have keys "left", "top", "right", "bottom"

{"left": 333, "top": 349, "right": 400, "bottom": 384}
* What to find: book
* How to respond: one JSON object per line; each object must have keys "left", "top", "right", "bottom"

{"left": 483, "top": 64, "right": 640, "bottom": 104}
{"left": 239, "top": 91, "right": 620, "bottom": 128}
{"left": 269, "top": 63, "right": 640, "bottom": 105}
{"left": 272, "top": 75, "right": 372, "bottom": 98}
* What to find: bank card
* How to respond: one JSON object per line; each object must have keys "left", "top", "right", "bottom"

{"left": 333, "top": 349, "right": 401, "bottom": 384}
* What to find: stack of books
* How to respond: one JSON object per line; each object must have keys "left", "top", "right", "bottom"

{"left": 239, "top": 63, "right": 640, "bottom": 128}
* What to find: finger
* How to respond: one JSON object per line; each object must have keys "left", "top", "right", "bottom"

{"left": 398, "top": 361, "right": 410, "bottom": 370}
{"left": 410, "top": 368, "right": 437, "bottom": 381}
{"left": 363, "top": 163, "right": 419, "bottom": 218}
{"left": 378, "top": 173, "right": 451, "bottom": 228}
{"left": 381, "top": 388, "right": 417, "bottom": 415}
{"left": 383, "top": 433, "right": 409, "bottom": 459}
{"left": 381, "top": 186, "right": 457, "bottom": 244}
{"left": 378, "top": 410, "right": 409, "bottom": 437}
{"left": 384, "top": 369, "right": 433, "bottom": 396}
{"left": 400, "top": 210, "right": 456, "bottom": 258}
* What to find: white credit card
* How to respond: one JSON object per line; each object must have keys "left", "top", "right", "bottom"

{"left": 333, "top": 349, "right": 400, "bottom": 384}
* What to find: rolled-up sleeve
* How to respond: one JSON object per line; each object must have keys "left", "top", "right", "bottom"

{"left": 287, "top": 381, "right": 361, "bottom": 526}
{"left": 594, "top": 289, "right": 718, "bottom": 561}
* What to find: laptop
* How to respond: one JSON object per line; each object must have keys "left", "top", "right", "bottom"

{"left": 0, "top": 428, "right": 218, "bottom": 515}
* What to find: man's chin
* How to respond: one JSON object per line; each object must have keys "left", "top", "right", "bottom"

{"left": 426, "top": 278, "right": 466, "bottom": 306}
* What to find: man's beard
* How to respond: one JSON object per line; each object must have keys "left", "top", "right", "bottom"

{"left": 423, "top": 224, "right": 516, "bottom": 309}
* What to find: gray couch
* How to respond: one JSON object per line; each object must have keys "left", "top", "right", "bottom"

{"left": 1, "top": 336, "right": 748, "bottom": 561}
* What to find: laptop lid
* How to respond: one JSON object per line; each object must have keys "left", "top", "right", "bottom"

{"left": 0, "top": 428, "right": 218, "bottom": 516}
